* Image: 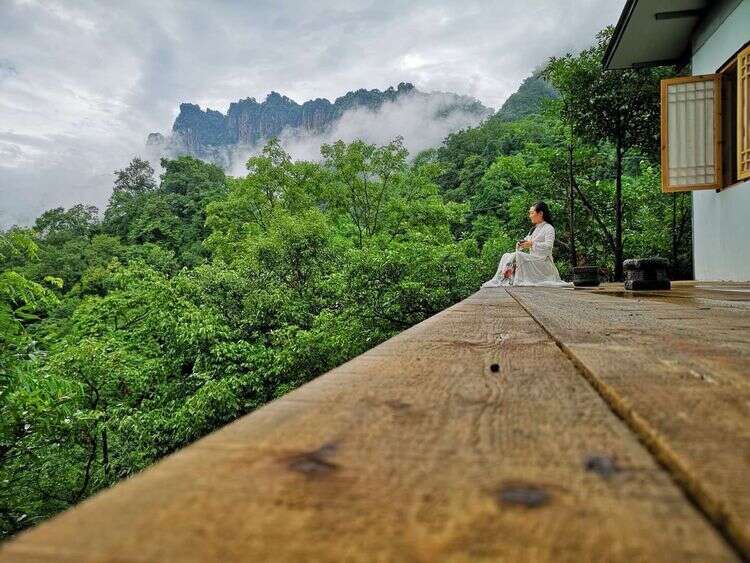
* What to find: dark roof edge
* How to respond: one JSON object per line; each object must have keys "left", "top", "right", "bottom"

{"left": 602, "top": 0, "right": 639, "bottom": 70}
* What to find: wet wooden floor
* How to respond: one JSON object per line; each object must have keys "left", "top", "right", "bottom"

{"left": 1, "top": 282, "right": 748, "bottom": 562}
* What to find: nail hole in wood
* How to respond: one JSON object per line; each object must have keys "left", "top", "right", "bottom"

{"left": 497, "top": 483, "right": 550, "bottom": 508}
{"left": 583, "top": 454, "right": 620, "bottom": 479}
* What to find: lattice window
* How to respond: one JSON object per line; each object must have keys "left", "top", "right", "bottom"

{"left": 738, "top": 45, "right": 750, "bottom": 181}
{"left": 660, "top": 75, "right": 722, "bottom": 192}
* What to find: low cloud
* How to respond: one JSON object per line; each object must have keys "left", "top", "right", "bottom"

{"left": 0, "top": 0, "right": 623, "bottom": 228}
{"left": 0, "top": 60, "right": 18, "bottom": 82}
{"left": 205, "top": 90, "right": 491, "bottom": 176}
{"left": 0, "top": 130, "right": 147, "bottom": 227}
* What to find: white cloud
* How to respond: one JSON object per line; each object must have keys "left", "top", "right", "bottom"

{"left": 0, "top": 0, "right": 625, "bottom": 227}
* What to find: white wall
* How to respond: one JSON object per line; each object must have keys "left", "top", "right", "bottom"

{"left": 691, "top": 0, "right": 750, "bottom": 281}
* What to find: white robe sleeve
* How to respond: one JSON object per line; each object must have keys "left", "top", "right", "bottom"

{"left": 531, "top": 224, "right": 554, "bottom": 258}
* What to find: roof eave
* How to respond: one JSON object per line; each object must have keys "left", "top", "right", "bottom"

{"left": 602, "top": 0, "right": 639, "bottom": 70}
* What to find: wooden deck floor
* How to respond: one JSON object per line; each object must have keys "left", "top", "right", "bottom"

{"left": 1, "top": 282, "right": 748, "bottom": 562}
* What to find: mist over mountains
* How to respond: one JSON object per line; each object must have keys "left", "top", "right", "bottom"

{"left": 0, "top": 75, "right": 556, "bottom": 228}
{"left": 146, "top": 82, "right": 494, "bottom": 173}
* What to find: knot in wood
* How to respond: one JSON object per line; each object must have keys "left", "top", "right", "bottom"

{"left": 286, "top": 442, "right": 339, "bottom": 476}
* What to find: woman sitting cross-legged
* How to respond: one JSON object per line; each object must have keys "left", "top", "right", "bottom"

{"left": 481, "top": 201, "right": 573, "bottom": 288}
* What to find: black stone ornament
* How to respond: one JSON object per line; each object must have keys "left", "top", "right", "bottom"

{"left": 573, "top": 266, "right": 600, "bottom": 288}
{"left": 623, "top": 257, "right": 671, "bottom": 290}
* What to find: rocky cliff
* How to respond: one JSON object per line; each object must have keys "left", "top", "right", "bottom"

{"left": 148, "top": 83, "right": 492, "bottom": 168}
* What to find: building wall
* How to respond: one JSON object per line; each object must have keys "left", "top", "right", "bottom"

{"left": 691, "top": 0, "right": 750, "bottom": 281}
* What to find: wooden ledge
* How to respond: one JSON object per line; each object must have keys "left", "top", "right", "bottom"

{"left": 0, "top": 285, "right": 746, "bottom": 562}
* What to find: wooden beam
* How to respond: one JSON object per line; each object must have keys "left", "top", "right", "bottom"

{"left": 508, "top": 285, "right": 750, "bottom": 558}
{"left": 654, "top": 9, "right": 704, "bottom": 20}
{"left": 0, "top": 289, "right": 739, "bottom": 562}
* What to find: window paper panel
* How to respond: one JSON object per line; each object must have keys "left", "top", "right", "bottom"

{"left": 661, "top": 75, "right": 722, "bottom": 192}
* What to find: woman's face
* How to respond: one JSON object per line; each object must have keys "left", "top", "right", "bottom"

{"left": 528, "top": 206, "right": 543, "bottom": 225}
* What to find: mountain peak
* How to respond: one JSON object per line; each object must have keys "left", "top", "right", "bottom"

{"left": 151, "top": 84, "right": 492, "bottom": 169}
{"left": 265, "top": 91, "right": 295, "bottom": 105}
{"left": 494, "top": 74, "right": 558, "bottom": 121}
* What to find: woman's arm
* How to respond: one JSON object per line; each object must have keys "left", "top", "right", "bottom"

{"left": 517, "top": 231, "right": 534, "bottom": 250}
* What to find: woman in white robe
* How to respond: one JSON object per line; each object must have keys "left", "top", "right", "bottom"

{"left": 481, "top": 201, "right": 573, "bottom": 288}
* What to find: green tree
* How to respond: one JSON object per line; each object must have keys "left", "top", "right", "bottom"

{"left": 2, "top": 137, "right": 486, "bottom": 539}
{"left": 102, "top": 157, "right": 157, "bottom": 239}
{"left": 544, "top": 27, "right": 675, "bottom": 279}
{"left": 34, "top": 204, "right": 100, "bottom": 244}
{"left": 321, "top": 137, "right": 409, "bottom": 247}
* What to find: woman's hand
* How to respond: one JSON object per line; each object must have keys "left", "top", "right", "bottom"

{"left": 518, "top": 240, "right": 533, "bottom": 250}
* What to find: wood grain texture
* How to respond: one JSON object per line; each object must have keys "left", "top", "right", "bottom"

{"left": 0, "top": 289, "right": 738, "bottom": 562}
{"left": 508, "top": 283, "right": 750, "bottom": 558}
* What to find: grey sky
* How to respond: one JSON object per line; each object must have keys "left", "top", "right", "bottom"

{"left": 0, "top": 0, "right": 624, "bottom": 227}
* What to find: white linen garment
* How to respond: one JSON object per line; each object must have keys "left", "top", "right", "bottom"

{"left": 481, "top": 221, "right": 573, "bottom": 288}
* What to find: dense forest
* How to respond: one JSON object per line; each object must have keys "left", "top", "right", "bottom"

{"left": 0, "top": 27, "right": 686, "bottom": 538}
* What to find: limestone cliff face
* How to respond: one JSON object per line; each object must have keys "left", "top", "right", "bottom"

{"left": 172, "top": 103, "right": 227, "bottom": 148}
{"left": 149, "top": 82, "right": 491, "bottom": 167}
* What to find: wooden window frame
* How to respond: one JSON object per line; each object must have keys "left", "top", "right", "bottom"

{"left": 715, "top": 41, "right": 750, "bottom": 189}
{"left": 737, "top": 44, "right": 750, "bottom": 181}
{"left": 660, "top": 74, "right": 723, "bottom": 193}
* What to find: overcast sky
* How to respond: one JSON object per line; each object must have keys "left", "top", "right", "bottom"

{"left": 0, "top": 0, "right": 624, "bottom": 227}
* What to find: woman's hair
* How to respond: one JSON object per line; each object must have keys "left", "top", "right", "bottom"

{"left": 531, "top": 201, "right": 553, "bottom": 225}
{"left": 527, "top": 201, "right": 553, "bottom": 237}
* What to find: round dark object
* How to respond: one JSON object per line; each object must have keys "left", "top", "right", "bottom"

{"left": 623, "top": 256, "right": 671, "bottom": 290}
{"left": 622, "top": 257, "right": 670, "bottom": 270}
{"left": 490, "top": 363, "right": 500, "bottom": 373}
{"left": 573, "top": 266, "right": 600, "bottom": 287}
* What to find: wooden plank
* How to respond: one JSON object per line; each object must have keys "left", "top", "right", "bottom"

{"left": 592, "top": 280, "right": 750, "bottom": 308}
{"left": 508, "top": 285, "right": 750, "bottom": 558}
{"left": 0, "top": 290, "right": 737, "bottom": 562}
